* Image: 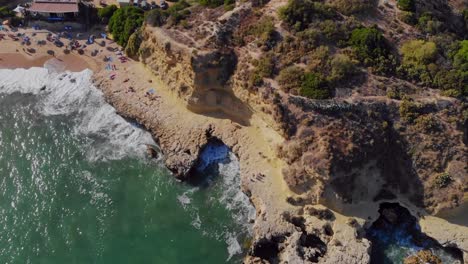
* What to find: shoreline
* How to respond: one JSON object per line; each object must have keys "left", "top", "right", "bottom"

{"left": 1, "top": 23, "right": 467, "bottom": 263}
{"left": 0, "top": 53, "right": 93, "bottom": 72}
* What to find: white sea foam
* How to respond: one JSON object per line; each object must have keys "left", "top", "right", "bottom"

{"left": 0, "top": 68, "right": 155, "bottom": 161}
{"left": 225, "top": 232, "right": 242, "bottom": 261}
{"left": 197, "top": 143, "right": 256, "bottom": 260}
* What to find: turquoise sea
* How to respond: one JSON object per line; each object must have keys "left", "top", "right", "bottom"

{"left": 0, "top": 68, "right": 254, "bottom": 264}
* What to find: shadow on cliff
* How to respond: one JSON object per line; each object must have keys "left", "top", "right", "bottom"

{"left": 188, "top": 49, "right": 253, "bottom": 126}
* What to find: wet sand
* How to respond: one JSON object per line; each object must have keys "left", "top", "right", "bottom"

{"left": 0, "top": 53, "right": 92, "bottom": 72}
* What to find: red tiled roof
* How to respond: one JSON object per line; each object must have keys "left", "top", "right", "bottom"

{"left": 34, "top": 0, "right": 78, "bottom": 3}
{"left": 29, "top": 2, "right": 79, "bottom": 13}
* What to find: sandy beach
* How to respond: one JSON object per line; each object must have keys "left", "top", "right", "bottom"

{"left": 0, "top": 24, "right": 119, "bottom": 73}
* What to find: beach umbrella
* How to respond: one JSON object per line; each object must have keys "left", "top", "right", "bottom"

{"left": 13, "top": 6, "right": 25, "bottom": 13}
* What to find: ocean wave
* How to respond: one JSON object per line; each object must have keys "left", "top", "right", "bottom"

{"left": 0, "top": 68, "right": 155, "bottom": 161}
{"left": 179, "top": 142, "right": 256, "bottom": 261}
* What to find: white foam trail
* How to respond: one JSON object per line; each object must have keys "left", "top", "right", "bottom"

{"left": 217, "top": 152, "right": 256, "bottom": 225}
{"left": 196, "top": 143, "right": 256, "bottom": 260}
{"left": 0, "top": 68, "right": 156, "bottom": 161}
{"left": 225, "top": 232, "right": 242, "bottom": 261}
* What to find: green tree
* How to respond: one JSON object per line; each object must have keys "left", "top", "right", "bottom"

{"left": 97, "top": 5, "right": 117, "bottom": 23}
{"left": 279, "top": 0, "right": 335, "bottom": 31}
{"left": 0, "top": 6, "right": 14, "bottom": 18}
{"left": 397, "top": 0, "right": 415, "bottom": 12}
{"left": 349, "top": 26, "right": 393, "bottom": 74}
{"left": 109, "top": 6, "right": 144, "bottom": 47}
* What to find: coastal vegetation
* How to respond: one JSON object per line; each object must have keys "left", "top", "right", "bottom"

{"left": 97, "top": 5, "right": 118, "bottom": 24}
{"left": 397, "top": 0, "right": 415, "bottom": 12}
{"left": 92, "top": 0, "right": 467, "bottom": 98}
{"left": 0, "top": 6, "right": 14, "bottom": 19}
{"left": 434, "top": 172, "right": 453, "bottom": 189}
{"left": 299, "top": 72, "right": 330, "bottom": 99}
{"left": 108, "top": 6, "right": 144, "bottom": 46}
{"left": 0, "top": 5, "right": 22, "bottom": 27}
{"left": 144, "top": 0, "right": 191, "bottom": 27}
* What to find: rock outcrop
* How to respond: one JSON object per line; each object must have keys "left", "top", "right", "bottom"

{"left": 96, "top": 0, "right": 467, "bottom": 263}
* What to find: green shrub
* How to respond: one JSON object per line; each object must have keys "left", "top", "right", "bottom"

{"left": 453, "top": 40, "right": 468, "bottom": 68}
{"left": 125, "top": 29, "right": 143, "bottom": 58}
{"left": 386, "top": 89, "right": 402, "bottom": 100}
{"left": 349, "top": 27, "right": 388, "bottom": 60}
{"left": 300, "top": 72, "right": 331, "bottom": 99}
{"left": 224, "top": 0, "right": 235, "bottom": 11}
{"left": 349, "top": 26, "right": 393, "bottom": 73}
{"left": 398, "top": 11, "right": 417, "bottom": 25}
{"left": 397, "top": 0, "right": 415, "bottom": 12}
{"left": 329, "top": 53, "right": 358, "bottom": 83}
{"left": 399, "top": 98, "right": 420, "bottom": 122}
{"left": 98, "top": 5, "right": 117, "bottom": 23}
{"left": 144, "top": 1, "right": 190, "bottom": 26}
{"left": 145, "top": 9, "right": 168, "bottom": 27}
{"left": 433, "top": 69, "right": 467, "bottom": 97}
{"left": 279, "top": 0, "right": 335, "bottom": 31}
{"left": 414, "top": 114, "right": 438, "bottom": 131}
{"left": 277, "top": 66, "right": 305, "bottom": 93}
{"left": 255, "top": 54, "right": 275, "bottom": 78}
{"left": 199, "top": 0, "right": 223, "bottom": 7}
{"left": 418, "top": 12, "right": 443, "bottom": 34}
{"left": 249, "top": 54, "right": 275, "bottom": 88}
{"left": 329, "top": 0, "right": 374, "bottom": 15}
{"left": 399, "top": 40, "right": 438, "bottom": 84}
{"left": 167, "top": 0, "right": 191, "bottom": 24}
{"left": 318, "top": 19, "right": 346, "bottom": 42}
{"left": 434, "top": 172, "right": 452, "bottom": 188}
{"left": 249, "top": 72, "right": 263, "bottom": 87}
{"left": 400, "top": 40, "right": 437, "bottom": 66}
{"left": 0, "top": 6, "right": 14, "bottom": 18}
{"left": 109, "top": 6, "right": 144, "bottom": 47}
{"left": 240, "top": 16, "right": 276, "bottom": 48}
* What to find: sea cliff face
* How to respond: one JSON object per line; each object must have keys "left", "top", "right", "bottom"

{"left": 95, "top": 1, "right": 467, "bottom": 263}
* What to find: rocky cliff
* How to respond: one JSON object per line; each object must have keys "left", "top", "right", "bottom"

{"left": 98, "top": 0, "right": 467, "bottom": 262}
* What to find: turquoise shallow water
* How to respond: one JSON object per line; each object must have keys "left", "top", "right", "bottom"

{"left": 0, "top": 68, "right": 253, "bottom": 264}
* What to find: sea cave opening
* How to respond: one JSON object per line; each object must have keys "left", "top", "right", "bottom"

{"left": 366, "top": 202, "right": 463, "bottom": 264}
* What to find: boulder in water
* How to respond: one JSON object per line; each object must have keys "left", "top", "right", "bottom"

{"left": 146, "top": 145, "right": 159, "bottom": 159}
{"left": 404, "top": 250, "right": 442, "bottom": 264}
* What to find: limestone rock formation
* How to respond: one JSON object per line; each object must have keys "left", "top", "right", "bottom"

{"left": 95, "top": 0, "right": 467, "bottom": 262}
